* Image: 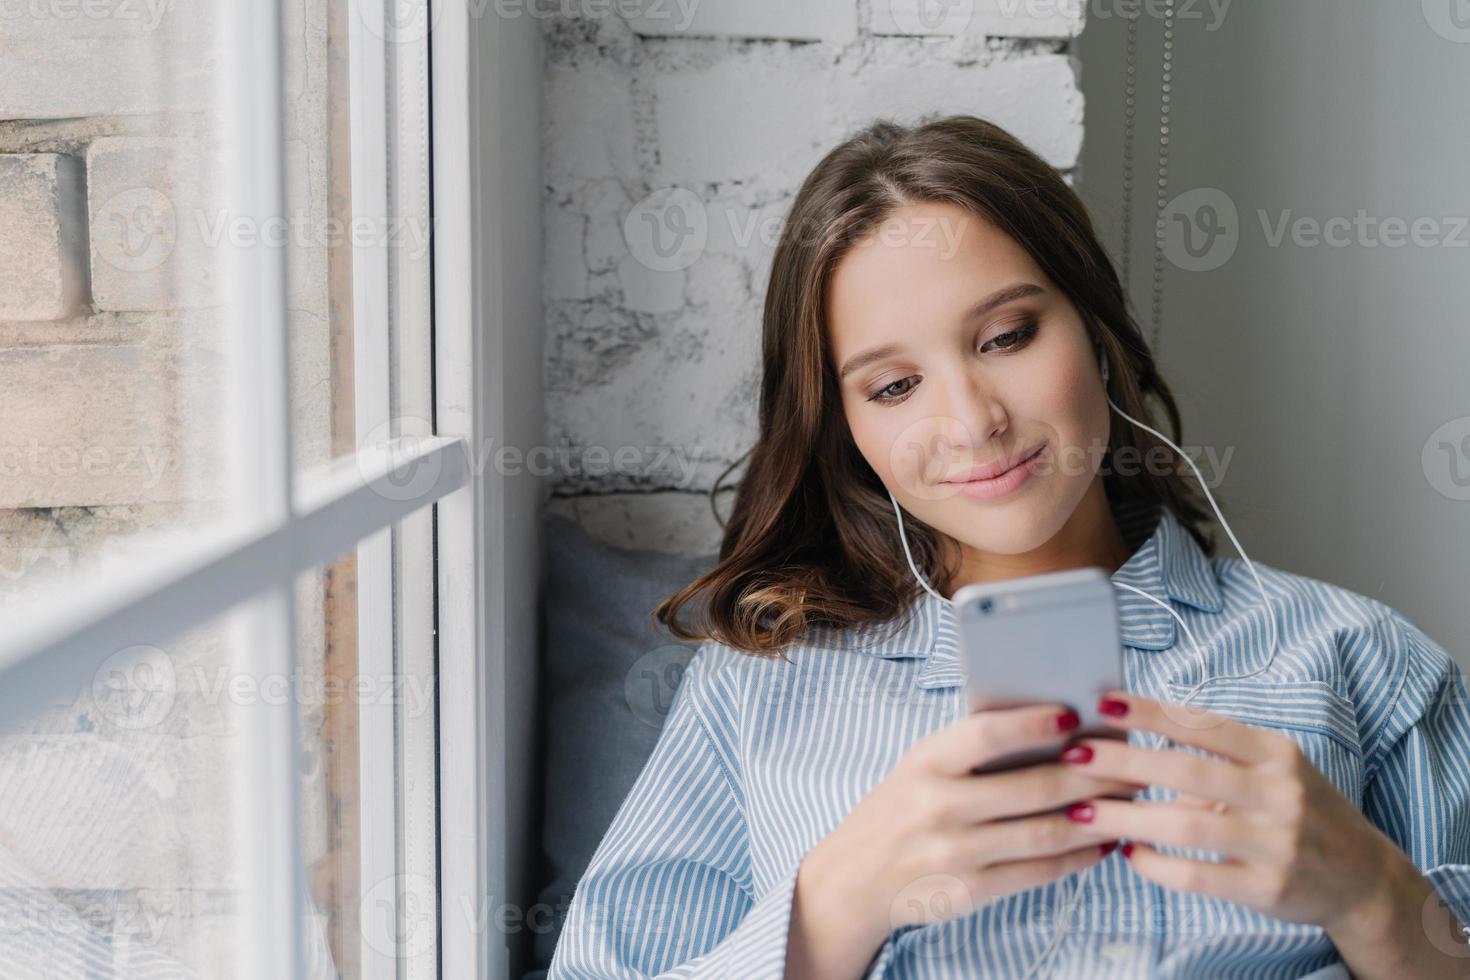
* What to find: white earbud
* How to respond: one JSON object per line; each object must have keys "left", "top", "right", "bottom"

{"left": 1100, "top": 349, "right": 1110, "bottom": 384}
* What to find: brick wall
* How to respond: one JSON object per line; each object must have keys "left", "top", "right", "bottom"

{"left": 0, "top": 0, "right": 338, "bottom": 974}
{"left": 540, "top": 2, "right": 1087, "bottom": 555}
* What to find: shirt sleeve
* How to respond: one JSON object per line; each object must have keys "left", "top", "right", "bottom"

{"left": 548, "top": 644, "right": 802, "bottom": 979}
{"left": 1361, "top": 611, "right": 1470, "bottom": 943}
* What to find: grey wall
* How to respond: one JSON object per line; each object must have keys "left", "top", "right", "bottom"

{"left": 1077, "top": 0, "right": 1470, "bottom": 665}
{"left": 481, "top": 14, "right": 547, "bottom": 980}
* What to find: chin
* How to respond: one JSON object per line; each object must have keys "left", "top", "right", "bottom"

{"left": 952, "top": 493, "right": 1075, "bottom": 556}
{"left": 953, "top": 510, "right": 1048, "bottom": 556}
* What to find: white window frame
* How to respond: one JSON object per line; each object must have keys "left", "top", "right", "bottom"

{"left": 0, "top": 1, "right": 537, "bottom": 978}
{"left": 432, "top": 4, "right": 544, "bottom": 977}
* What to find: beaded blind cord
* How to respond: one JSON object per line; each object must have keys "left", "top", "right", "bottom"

{"left": 1117, "top": 0, "right": 1175, "bottom": 354}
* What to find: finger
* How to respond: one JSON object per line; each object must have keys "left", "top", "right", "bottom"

{"left": 1059, "top": 738, "right": 1264, "bottom": 809}
{"left": 1118, "top": 841, "right": 1257, "bottom": 903}
{"left": 922, "top": 703, "right": 1078, "bottom": 776}
{"left": 950, "top": 765, "right": 1138, "bottom": 822}
{"left": 1172, "top": 791, "right": 1228, "bottom": 811}
{"left": 953, "top": 812, "right": 1114, "bottom": 866}
{"left": 1095, "top": 690, "right": 1279, "bottom": 765}
{"left": 1068, "top": 798, "right": 1270, "bottom": 861}
{"left": 969, "top": 841, "right": 1113, "bottom": 904}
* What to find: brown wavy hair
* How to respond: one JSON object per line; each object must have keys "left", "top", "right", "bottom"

{"left": 653, "top": 114, "right": 1217, "bottom": 657}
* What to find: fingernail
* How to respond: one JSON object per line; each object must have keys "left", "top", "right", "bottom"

{"left": 1065, "top": 802, "right": 1095, "bottom": 823}
{"left": 1060, "top": 744, "right": 1093, "bottom": 764}
{"left": 1053, "top": 709, "right": 1080, "bottom": 734}
{"left": 1097, "top": 697, "right": 1129, "bottom": 717}
{"left": 1098, "top": 840, "right": 1120, "bottom": 857}
{"left": 1121, "top": 842, "right": 1135, "bottom": 859}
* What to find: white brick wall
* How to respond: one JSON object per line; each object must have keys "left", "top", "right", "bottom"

{"left": 86, "top": 136, "right": 219, "bottom": 312}
{"left": 542, "top": 7, "right": 1087, "bottom": 553}
{"left": 0, "top": 330, "right": 182, "bottom": 508}
{"left": 0, "top": 1, "right": 218, "bottom": 121}
{"left": 870, "top": 0, "right": 1085, "bottom": 38}
{"left": 623, "top": 0, "right": 859, "bottom": 41}
{"left": 0, "top": 155, "right": 88, "bottom": 321}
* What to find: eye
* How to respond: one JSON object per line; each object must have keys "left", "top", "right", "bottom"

{"left": 979, "top": 319, "right": 1040, "bottom": 354}
{"left": 867, "top": 375, "right": 918, "bottom": 405}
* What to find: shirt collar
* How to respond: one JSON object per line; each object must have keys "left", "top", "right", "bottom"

{"left": 829, "top": 498, "right": 1224, "bottom": 690}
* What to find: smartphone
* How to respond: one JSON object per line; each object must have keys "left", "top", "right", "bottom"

{"left": 954, "top": 566, "right": 1127, "bottom": 774}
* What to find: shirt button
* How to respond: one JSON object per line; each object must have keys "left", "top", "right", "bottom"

{"left": 1099, "top": 939, "right": 1139, "bottom": 962}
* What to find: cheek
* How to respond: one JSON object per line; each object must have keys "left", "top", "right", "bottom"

{"left": 849, "top": 408, "right": 906, "bottom": 485}
{"left": 857, "top": 409, "right": 981, "bottom": 502}
{"left": 846, "top": 399, "right": 942, "bottom": 499}
{"left": 1040, "top": 355, "right": 1107, "bottom": 445}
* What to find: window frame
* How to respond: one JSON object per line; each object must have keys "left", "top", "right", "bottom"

{"left": 0, "top": 1, "right": 533, "bottom": 977}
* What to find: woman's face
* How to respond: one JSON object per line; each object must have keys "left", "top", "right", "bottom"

{"left": 825, "top": 200, "right": 1111, "bottom": 561}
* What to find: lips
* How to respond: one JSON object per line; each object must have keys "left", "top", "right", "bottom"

{"left": 943, "top": 444, "right": 1046, "bottom": 484}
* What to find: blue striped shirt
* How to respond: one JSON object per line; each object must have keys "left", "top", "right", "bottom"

{"left": 549, "top": 499, "right": 1470, "bottom": 978}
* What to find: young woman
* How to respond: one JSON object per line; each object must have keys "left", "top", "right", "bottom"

{"left": 547, "top": 115, "right": 1470, "bottom": 979}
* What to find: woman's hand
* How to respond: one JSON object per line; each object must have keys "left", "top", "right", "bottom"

{"left": 1057, "top": 690, "right": 1421, "bottom": 935}
{"left": 786, "top": 702, "right": 1134, "bottom": 979}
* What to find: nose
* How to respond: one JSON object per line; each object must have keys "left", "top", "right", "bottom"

{"left": 933, "top": 365, "right": 1009, "bottom": 453}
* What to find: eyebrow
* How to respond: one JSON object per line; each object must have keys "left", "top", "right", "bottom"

{"left": 836, "top": 282, "right": 1046, "bottom": 381}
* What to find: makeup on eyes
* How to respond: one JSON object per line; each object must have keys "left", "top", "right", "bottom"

{"left": 863, "top": 316, "right": 1042, "bottom": 405}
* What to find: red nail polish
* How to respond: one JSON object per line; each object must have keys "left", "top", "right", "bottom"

{"left": 1098, "top": 697, "right": 1129, "bottom": 717}
{"left": 1065, "top": 802, "right": 1095, "bottom": 823}
{"left": 1060, "top": 744, "right": 1094, "bottom": 764}
{"left": 1053, "top": 709, "right": 1080, "bottom": 734}
{"left": 1121, "top": 842, "right": 1135, "bottom": 859}
{"left": 1098, "top": 840, "right": 1120, "bottom": 857}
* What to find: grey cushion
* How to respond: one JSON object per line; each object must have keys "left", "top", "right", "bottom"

{"left": 531, "top": 513, "right": 719, "bottom": 973}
